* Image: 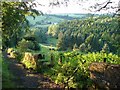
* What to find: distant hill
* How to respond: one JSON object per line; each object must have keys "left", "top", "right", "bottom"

{"left": 26, "top": 13, "right": 89, "bottom": 29}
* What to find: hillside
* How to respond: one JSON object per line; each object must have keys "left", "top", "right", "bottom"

{"left": 26, "top": 14, "right": 88, "bottom": 28}
{"left": 49, "top": 16, "right": 120, "bottom": 55}
{"left": 2, "top": 2, "right": 120, "bottom": 89}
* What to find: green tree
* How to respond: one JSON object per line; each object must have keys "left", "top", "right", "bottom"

{"left": 101, "top": 43, "right": 110, "bottom": 53}
{"left": 85, "top": 34, "right": 94, "bottom": 45}
{"left": 47, "top": 24, "right": 59, "bottom": 38}
{"left": 56, "top": 32, "right": 66, "bottom": 50}
{"left": 79, "top": 43, "right": 86, "bottom": 52}
{"left": 31, "top": 28, "right": 47, "bottom": 43}
{"left": 73, "top": 43, "right": 78, "bottom": 51}
{"left": 2, "top": 2, "right": 40, "bottom": 49}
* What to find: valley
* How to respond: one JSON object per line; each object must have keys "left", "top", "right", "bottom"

{"left": 1, "top": 2, "right": 120, "bottom": 89}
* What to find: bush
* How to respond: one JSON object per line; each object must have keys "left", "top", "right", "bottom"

{"left": 23, "top": 35, "right": 36, "bottom": 41}
{"left": 33, "top": 41, "right": 40, "bottom": 50}
{"left": 17, "top": 39, "right": 40, "bottom": 52}
{"left": 7, "top": 48, "right": 23, "bottom": 61}
{"left": 52, "top": 51, "right": 120, "bottom": 88}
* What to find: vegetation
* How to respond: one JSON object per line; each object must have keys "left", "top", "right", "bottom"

{"left": 17, "top": 39, "right": 40, "bottom": 52}
{"left": 0, "top": 51, "right": 2, "bottom": 89}
{"left": 43, "top": 51, "right": 120, "bottom": 88}
{"left": 1, "top": 1, "right": 120, "bottom": 89}
{"left": 2, "top": 57, "right": 15, "bottom": 88}
{"left": 2, "top": 2, "right": 40, "bottom": 49}
{"left": 53, "top": 16, "right": 120, "bottom": 55}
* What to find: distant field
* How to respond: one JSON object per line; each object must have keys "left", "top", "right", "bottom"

{"left": 40, "top": 37, "right": 58, "bottom": 53}
{"left": 26, "top": 15, "right": 64, "bottom": 25}
{"left": 26, "top": 14, "right": 87, "bottom": 26}
{"left": 47, "top": 37, "right": 58, "bottom": 46}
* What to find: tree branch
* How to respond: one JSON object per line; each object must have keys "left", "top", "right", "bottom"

{"left": 96, "top": 1, "right": 112, "bottom": 11}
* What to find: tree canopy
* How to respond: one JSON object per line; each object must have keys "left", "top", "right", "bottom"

{"left": 2, "top": 2, "right": 40, "bottom": 49}
{"left": 55, "top": 16, "right": 120, "bottom": 55}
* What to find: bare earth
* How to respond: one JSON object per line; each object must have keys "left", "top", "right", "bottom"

{"left": 4, "top": 52, "right": 63, "bottom": 88}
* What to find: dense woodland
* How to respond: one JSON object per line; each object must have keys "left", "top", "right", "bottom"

{"left": 1, "top": 1, "right": 120, "bottom": 89}
{"left": 47, "top": 16, "right": 120, "bottom": 55}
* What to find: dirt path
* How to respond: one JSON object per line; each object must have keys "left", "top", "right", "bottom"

{"left": 4, "top": 52, "right": 63, "bottom": 88}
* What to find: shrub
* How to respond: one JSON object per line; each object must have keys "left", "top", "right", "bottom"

{"left": 17, "top": 39, "right": 40, "bottom": 52}
{"left": 52, "top": 51, "right": 120, "bottom": 88}
{"left": 7, "top": 48, "right": 23, "bottom": 61}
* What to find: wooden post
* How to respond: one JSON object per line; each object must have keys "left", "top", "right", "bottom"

{"left": 58, "top": 54, "right": 62, "bottom": 64}
{"left": 50, "top": 53, "right": 54, "bottom": 65}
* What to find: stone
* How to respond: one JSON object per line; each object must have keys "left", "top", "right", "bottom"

{"left": 21, "top": 52, "right": 45, "bottom": 70}
{"left": 21, "top": 52, "right": 38, "bottom": 70}
{"left": 89, "top": 62, "right": 120, "bottom": 89}
{"left": 7, "top": 48, "right": 17, "bottom": 58}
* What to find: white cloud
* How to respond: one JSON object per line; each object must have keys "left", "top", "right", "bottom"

{"left": 33, "top": 0, "right": 119, "bottom": 14}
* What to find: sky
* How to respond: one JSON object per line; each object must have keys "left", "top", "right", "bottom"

{"left": 33, "top": 0, "right": 119, "bottom": 14}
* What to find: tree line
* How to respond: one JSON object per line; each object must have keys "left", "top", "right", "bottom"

{"left": 47, "top": 16, "right": 120, "bottom": 55}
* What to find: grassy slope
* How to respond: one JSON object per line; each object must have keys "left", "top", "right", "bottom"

{"left": 40, "top": 43, "right": 58, "bottom": 61}
{"left": 26, "top": 15, "right": 64, "bottom": 25}
{"left": 26, "top": 14, "right": 87, "bottom": 28}
{"left": 2, "top": 58, "right": 15, "bottom": 88}
{"left": 47, "top": 37, "right": 58, "bottom": 46}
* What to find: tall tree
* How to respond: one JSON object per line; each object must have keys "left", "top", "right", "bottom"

{"left": 57, "top": 32, "right": 66, "bottom": 50}
{"left": 2, "top": 2, "right": 40, "bottom": 49}
{"left": 101, "top": 43, "right": 110, "bottom": 53}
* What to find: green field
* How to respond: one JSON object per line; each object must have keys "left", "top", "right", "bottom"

{"left": 26, "top": 15, "right": 64, "bottom": 25}
{"left": 26, "top": 14, "right": 87, "bottom": 29}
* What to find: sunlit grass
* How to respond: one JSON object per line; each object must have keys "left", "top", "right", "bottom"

{"left": 40, "top": 43, "right": 58, "bottom": 61}
{"left": 47, "top": 37, "right": 58, "bottom": 46}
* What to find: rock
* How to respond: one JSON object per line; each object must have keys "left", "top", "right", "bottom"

{"left": 21, "top": 52, "right": 38, "bottom": 70}
{"left": 7, "top": 48, "right": 18, "bottom": 58}
{"left": 21, "top": 52, "right": 45, "bottom": 70}
{"left": 7, "top": 48, "right": 14, "bottom": 54}
{"left": 89, "top": 62, "right": 120, "bottom": 89}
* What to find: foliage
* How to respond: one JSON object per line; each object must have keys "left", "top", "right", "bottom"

{"left": 23, "top": 35, "right": 36, "bottom": 41}
{"left": 7, "top": 48, "right": 17, "bottom": 58}
{"left": 49, "top": 51, "right": 120, "bottom": 88}
{"left": 17, "top": 39, "right": 40, "bottom": 53}
{"left": 56, "top": 16, "right": 120, "bottom": 55}
{"left": 56, "top": 32, "right": 66, "bottom": 50}
{"left": 73, "top": 43, "right": 79, "bottom": 51}
{"left": 31, "top": 28, "right": 47, "bottom": 43}
{"left": 47, "top": 24, "right": 59, "bottom": 38}
{"left": 2, "top": 2, "right": 40, "bottom": 49}
{"left": 101, "top": 43, "right": 110, "bottom": 53}
{"left": 2, "top": 58, "right": 15, "bottom": 88}
{"left": 7, "top": 48, "right": 23, "bottom": 61}
{"left": 0, "top": 51, "right": 2, "bottom": 89}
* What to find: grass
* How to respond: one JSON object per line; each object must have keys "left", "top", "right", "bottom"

{"left": 39, "top": 43, "right": 58, "bottom": 61}
{"left": 26, "top": 15, "right": 64, "bottom": 25}
{"left": 38, "top": 37, "right": 58, "bottom": 61}
{"left": 0, "top": 51, "right": 2, "bottom": 89}
{"left": 2, "top": 54, "right": 15, "bottom": 88}
{"left": 47, "top": 37, "right": 58, "bottom": 46}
